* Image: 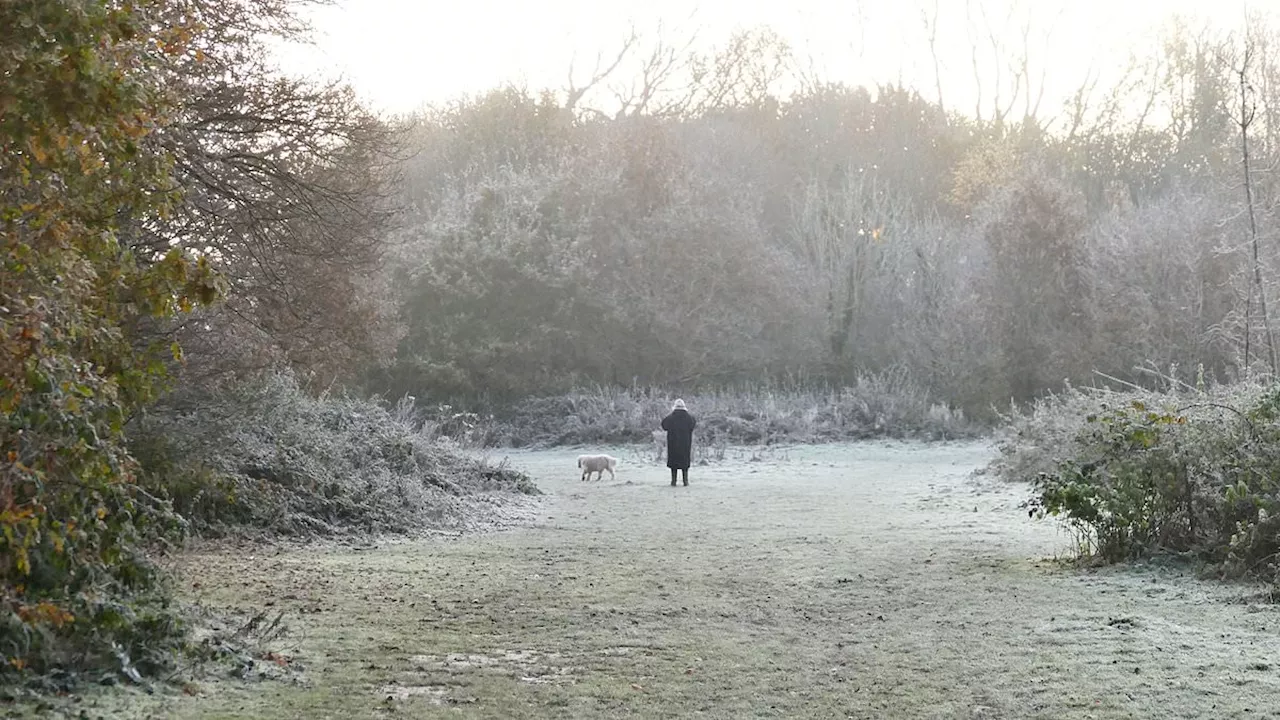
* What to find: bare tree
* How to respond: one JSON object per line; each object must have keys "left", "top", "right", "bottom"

{"left": 958, "top": 0, "right": 1063, "bottom": 131}
{"left": 582, "top": 26, "right": 792, "bottom": 121}
{"left": 608, "top": 24, "right": 700, "bottom": 118}
{"left": 965, "top": 0, "right": 985, "bottom": 124}
{"left": 129, "top": 0, "right": 404, "bottom": 388}
{"left": 1232, "top": 38, "right": 1278, "bottom": 376}
{"left": 921, "top": 0, "right": 947, "bottom": 120}
{"left": 564, "top": 29, "right": 638, "bottom": 116}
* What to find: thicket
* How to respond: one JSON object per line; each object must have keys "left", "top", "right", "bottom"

{"left": 998, "top": 379, "right": 1280, "bottom": 593}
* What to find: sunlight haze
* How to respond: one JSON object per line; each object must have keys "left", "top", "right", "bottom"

{"left": 274, "top": 0, "right": 1260, "bottom": 119}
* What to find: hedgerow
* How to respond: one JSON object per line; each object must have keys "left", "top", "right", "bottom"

{"left": 1, "top": 0, "right": 222, "bottom": 680}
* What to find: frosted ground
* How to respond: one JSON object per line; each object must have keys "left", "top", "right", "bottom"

{"left": 91, "top": 442, "right": 1280, "bottom": 719}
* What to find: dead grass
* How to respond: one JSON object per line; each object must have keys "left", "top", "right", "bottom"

{"left": 480, "top": 377, "right": 978, "bottom": 450}
{"left": 43, "top": 442, "right": 1280, "bottom": 719}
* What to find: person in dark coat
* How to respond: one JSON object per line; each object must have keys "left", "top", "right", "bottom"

{"left": 660, "top": 399, "right": 697, "bottom": 486}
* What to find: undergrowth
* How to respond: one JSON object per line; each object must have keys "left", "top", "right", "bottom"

{"left": 450, "top": 369, "right": 979, "bottom": 449}
{"left": 129, "top": 372, "right": 539, "bottom": 538}
{"left": 0, "top": 371, "right": 539, "bottom": 698}
{"left": 994, "top": 377, "right": 1280, "bottom": 593}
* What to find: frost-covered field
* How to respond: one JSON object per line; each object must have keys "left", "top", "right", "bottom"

{"left": 88, "top": 442, "right": 1280, "bottom": 719}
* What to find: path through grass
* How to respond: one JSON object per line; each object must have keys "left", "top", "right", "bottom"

{"left": 70, "top": 442, "right": 1280, "bottom": 719}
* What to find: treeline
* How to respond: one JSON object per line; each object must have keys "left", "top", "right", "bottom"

{"left": 376, "top": 20, "right": 1280, "bottom": 417}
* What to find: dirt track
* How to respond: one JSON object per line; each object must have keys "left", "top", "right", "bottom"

{"left": 85, "top": 441, "right": 1280, "bottom": 719}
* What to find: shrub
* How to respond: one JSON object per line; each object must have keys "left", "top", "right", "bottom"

{"left": 1007, "top": 380, "right": 1280, "bottom": 591}
{"left": 1, "top": 1, "right": 221, "bottom": 682}
{"left": 1025, "top": 401, "right": 1200, "bottom": 561}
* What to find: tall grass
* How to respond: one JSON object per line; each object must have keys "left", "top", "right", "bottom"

{"left": 440, "top": 369, "right": 978, "bottom": 449}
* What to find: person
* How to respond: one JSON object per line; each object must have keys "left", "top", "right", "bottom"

{"left": 660, "top": 398, "right": 697, "bottom": 487}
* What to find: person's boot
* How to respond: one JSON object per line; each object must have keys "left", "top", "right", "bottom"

{"left": 682, "top": 470, "right": 689, "bottom": 487}
{"left": 670, "top": 470, "right": 678, "bottom": 487}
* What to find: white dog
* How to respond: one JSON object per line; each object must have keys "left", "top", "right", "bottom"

{"left": 577, "top": 454, "right": 618, "bottom": 482}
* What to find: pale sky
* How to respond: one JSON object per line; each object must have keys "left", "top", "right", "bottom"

{"left": 272, "top": 0, "right": 1263, "bottom": 122}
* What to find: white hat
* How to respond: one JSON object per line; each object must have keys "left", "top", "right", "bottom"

{"left": 672, "top": 399, "right": 687, "bottom": 410}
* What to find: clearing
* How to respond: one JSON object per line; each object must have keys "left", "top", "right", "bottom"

{"left": 68, "top": 442, "right": 1280, "bottom": 719}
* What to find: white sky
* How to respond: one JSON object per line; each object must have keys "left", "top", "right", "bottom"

{"left": 272, "top": 0, "right": 1264, "bottom": 120}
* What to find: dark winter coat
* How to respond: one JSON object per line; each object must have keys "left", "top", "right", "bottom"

{"left": 661, "top": 409, "right": 697, "bottom": 470}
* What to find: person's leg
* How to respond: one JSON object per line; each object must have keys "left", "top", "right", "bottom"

{"left": 670, "top": 468, "right": 678, "bottom": 486}
{"left": 682, "top": 468, "right": 688, "bottom": 486}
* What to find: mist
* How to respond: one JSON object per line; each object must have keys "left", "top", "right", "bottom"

{"left": 363, "top": 6, "right": 1280, "bottom": 416}
{"left": 9, "top": 1, "right": 1280, "bottom": 715}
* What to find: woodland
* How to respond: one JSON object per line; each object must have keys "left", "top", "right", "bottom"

{"left": 5, "top": 0, "right": 1280, "bottom": 696}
